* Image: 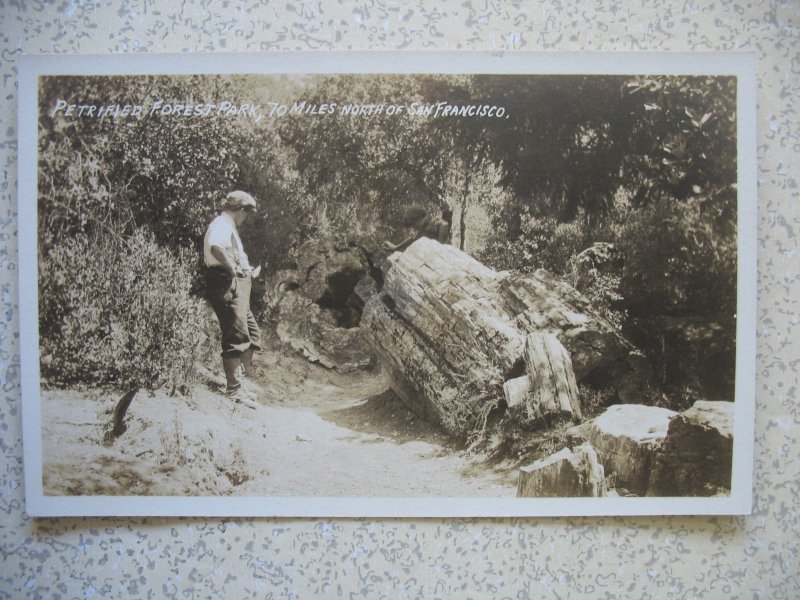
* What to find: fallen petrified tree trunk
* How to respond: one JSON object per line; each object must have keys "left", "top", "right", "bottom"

{"left": 361, "top": 238, "right": 643, "bottom": 437}
{"left": 504, "top": 333, "right": 582, "bottom": 424}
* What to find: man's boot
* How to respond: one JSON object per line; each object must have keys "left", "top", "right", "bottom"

{"left": 238, "top": 347, "right": 257, "bottom": 396}
{"left": 222, "top": 357, "right": 257, "bottom": 409}
{"left": 241, "top": 347, "right": 254, "bottom": 377}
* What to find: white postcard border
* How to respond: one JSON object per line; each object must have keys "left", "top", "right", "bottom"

{"left": 19, "top": 51, "right": 757, "bottom": 518}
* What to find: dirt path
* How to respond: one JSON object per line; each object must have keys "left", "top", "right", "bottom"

{"left": 42, "top": 348, "right": 519, "bottom": 498}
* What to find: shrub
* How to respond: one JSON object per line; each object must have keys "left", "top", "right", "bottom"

{"left": 479, "top": 211, "right": 592, "bottom": 275}
{"left": 616, "top": 195, "right": 736, "bottom": 319}
{"left": 39, "top": 229, "right": 213, "bottom": 392}
{"left": 479, "top": 213, "right": 554, "bottom": 273}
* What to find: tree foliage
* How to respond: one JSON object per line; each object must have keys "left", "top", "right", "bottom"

{"left": 38, "top": 75, "right": 253, "bottom": 253}
{"left": 273, "top": 74, "right": 451, "bottom": 242}
{"left": 37, "top": 72, "right": 738, "bottom": 403}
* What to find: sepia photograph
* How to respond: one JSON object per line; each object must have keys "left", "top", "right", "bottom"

{"left": 18, "top": 52, "right": 756, "bottom": 517}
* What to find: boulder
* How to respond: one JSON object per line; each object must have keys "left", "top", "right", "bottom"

{"left": 648, "top": 400, "right": 734, "bottom": 497}
{"left": 293, "top": 237, "right": 370, "bottom": 319}
{"left": 579, "top": 404, "right": 676, "bottom": 496}
{"left": 268, "top": 237, "right": 383, "bottom": 371}
{"left": 517, "top": 443, "right": 606, "bottom": 498}
{"left": 275, "top": 292, "right": 371, "bottom": 372}
{"left": 361, "top": 238, "right": 645, "bottom": 437}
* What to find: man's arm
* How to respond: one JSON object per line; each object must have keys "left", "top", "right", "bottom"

{"left": 210, "top": 245, "right": 238, "bottom": 276}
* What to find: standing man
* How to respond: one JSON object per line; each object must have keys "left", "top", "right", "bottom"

{"left": 203, "top": 190, "right": 261, "bottom": 409}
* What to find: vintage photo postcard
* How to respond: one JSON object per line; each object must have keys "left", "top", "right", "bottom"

{"left": 18, "top": 52, "right": 756, "bottom": 517}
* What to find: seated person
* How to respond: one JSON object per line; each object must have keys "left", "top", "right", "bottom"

{"left": 384, "top": 205, "right": 451, "bottom": 252}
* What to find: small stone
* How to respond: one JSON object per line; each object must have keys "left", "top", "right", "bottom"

{"left": 517, "top": 443, "right": 606, "bottom": 498}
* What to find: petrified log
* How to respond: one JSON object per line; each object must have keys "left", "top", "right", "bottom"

{"left": 503, "top": 376, "right": 531, "bottom": 409}
{"left": 517, "top": 443, "right": 606, "bottom": 498}
{"left": 647, "top": 400, "right": 734, "bottom": 497}
{"left": 571, "top": 404, "right": 676, "bottom": 496}
{"left": 500, "top": 268, "right": 633, "bottom": 383}
{"left": 361, "top": 238, "right": 638, "bottom": 437}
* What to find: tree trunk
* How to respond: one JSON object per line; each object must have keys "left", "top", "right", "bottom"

{"left": 569, "top": 404, "right": 676, "bottom": 496}
{"left": 459, "top": 171, "right": 470, "bottom": 250}
{"left": 361, "top": 238, "right": 643, "bottom": 438}
{"left": 518, "top": 333, "right": 582, "bottom": 423}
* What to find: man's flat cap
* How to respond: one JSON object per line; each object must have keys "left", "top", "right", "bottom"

{"left": 223, "top": 190, "right": 257, "bottom": 211}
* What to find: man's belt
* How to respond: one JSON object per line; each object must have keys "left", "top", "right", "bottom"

{"left": 205, "top": 265, "right": 252, "bottom": 278}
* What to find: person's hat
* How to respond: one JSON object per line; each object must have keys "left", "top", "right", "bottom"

{"left": 222, "top": 190, "right": 257, "bottom": 211}
{"left": 402, "top": 205, "right": 427, "bottom": 226}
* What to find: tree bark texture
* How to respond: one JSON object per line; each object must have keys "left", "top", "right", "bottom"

{"left": 361, "top": 238, "right": 639, "bottom": 438}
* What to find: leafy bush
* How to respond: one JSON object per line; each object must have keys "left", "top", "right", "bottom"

{"left": 39, "top": 229, "right": 213, "bottom": 391}
{"left": 38, "top": 75, "right": 248, "bottom": 256}
{"left": 479, "top": 208, "right": 596, "bottom": 274}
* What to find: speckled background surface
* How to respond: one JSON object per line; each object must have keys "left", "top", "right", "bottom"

{"left": 1, "top": 1, "right": 797, "bottom": 598}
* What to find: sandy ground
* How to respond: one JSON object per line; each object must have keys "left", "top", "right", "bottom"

{"left": 41, "top": 347, "right": 519, "bottom": 498}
